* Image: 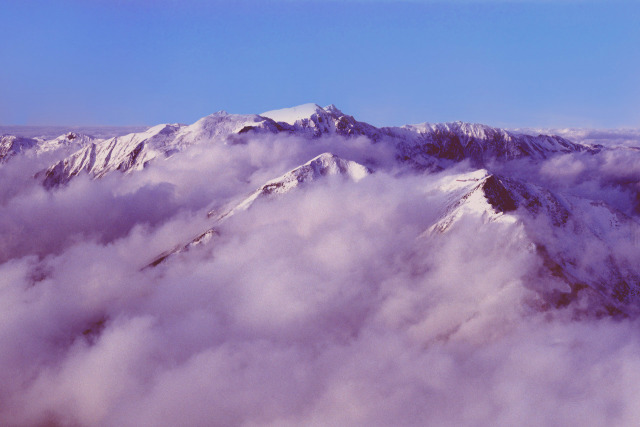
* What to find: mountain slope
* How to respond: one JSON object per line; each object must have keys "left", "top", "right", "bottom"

{"left": 39, "top": 103, "right": 593, "bottom": 188}
{"left": 1, "top": 132, "right": 95, "bottom": 165}
{"left": 36, "top": 102, "right": 634, "bottom": 317}
{"left": 425, "top": 170, "right": 640, "bottom": 317}
{"left": 212, "top": 152, "right": 371, "bottom": 220}
{"left": 384, "top": 121, "right": 592, "bottom": 169}
{"left": 261, "top": 103, "right": 384, "bottom": 139}
{"left": 34, "top": 132, "right": 96, "bottom": 155}
{"left": 148, "top": 152, "right": 372, "bottom": 267}
{"left": 0, "top": 135, "right": 39, "bottom": 163}
{"left": 40, "top": 112, "right": 285, "bottom": 188}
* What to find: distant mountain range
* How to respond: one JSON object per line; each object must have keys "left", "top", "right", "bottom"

{"left": 0, "top": 103, "right": 593, "bottom": 186}
{"left": 2, "top": 103, "right": 638, "bottom": 317}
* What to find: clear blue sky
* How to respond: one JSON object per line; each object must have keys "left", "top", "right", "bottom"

{"left": 1, "top": 0, "right": 639, "bottom": 128}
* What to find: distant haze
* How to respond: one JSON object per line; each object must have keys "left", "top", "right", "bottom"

{"left": 0, "top": 125, "right": 149, "bottom": 139}
{"left": 3, "top": 120, "right": 640, "bottom": 151}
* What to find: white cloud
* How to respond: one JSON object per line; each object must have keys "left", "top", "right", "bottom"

{"left": 1, "top": 132, "right": 640, "bottom": 426}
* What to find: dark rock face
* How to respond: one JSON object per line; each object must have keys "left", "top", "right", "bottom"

{"left": 381, "top": 121, "right": 592, "bottom": 171}
{"left": 481, "top": 176, "right": 518, "bottom": 212}
{"left": 237, "top": 126, "right": 255, "bottom": 134}
{"left": 427, "top": 131, "right": 466, "bottom": 161}
{"left": 274, "top": 107, "right": 384, "bottom": 141}
{"left": 41, "top": 162, "right": 67, "bottom": 189}
{"left": 479, "top": 175, "right": 571, "bottom": 225}
{"left": 117, "top": 142, "right": 145, "bottom": 171}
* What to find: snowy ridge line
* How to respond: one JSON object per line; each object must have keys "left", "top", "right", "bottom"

{"left": 422, "top": 169, "right": 640, "bottom": 317}
{"left": 0, "top": 103, "right": 597, "bottom": 186}
{"left": 146, "top": 152, "right": 372, "bottom": 268}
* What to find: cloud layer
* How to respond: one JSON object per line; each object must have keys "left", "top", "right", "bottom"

{"left": 1, "top": 133, "right": 640, "bottom": 426}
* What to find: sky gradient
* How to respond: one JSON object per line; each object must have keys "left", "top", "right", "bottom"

{"left": 1, "top": 0, "right": 639, "bottom": 128}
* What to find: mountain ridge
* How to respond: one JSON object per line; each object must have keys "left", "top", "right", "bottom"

{"left": 27, "top": 103, "right": 597, "bottom": 188}
{"left": 424, "top": 169, "right": 640, "bottom": 317}
{"left": 148, "top": 152, "right": 371, "bottom": 267}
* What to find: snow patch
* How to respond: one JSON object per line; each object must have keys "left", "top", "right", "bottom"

{"left": 260, "top": 103, "right": 323, "bottom": 125}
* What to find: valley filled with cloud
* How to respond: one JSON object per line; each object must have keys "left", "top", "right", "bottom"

{"left": 2, "top": 106, "right": 640, "bottom": 426}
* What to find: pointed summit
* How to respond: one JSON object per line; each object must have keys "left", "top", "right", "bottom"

{"left": 147, "top": 152, "right": 371, "bottom": 267}
{"left": 224, "top": 152, "right": 371, "bottom": 216}
{"left": 323, "top": 104, "right": 343, "bottom": 116}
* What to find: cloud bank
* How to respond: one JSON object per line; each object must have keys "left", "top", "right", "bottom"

{"left": 1, "top": 132, "right": 640, "bottom": 426}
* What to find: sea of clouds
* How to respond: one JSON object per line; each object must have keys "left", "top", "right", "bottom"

{"left": 1, "top": 131, "right": 640, "bottom": 426}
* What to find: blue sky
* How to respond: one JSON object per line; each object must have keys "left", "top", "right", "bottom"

{"left": 1, "top": 0, "right": 639, "bottom": 128}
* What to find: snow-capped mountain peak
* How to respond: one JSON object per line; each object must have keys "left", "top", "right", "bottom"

{"left": 259, "top": 103, "right": 380, "bottom": 138}
{"left": 31, "top": 103, "right": 596, "bottom": 188}
{"left": 429, "top": 170, "right": 572, "bottom": 234}
{"left": 39, "top": 112, "right": 286, "bottom": 188}
{"left": 424, "top": 169, "right": 640, "bottom": 317}
{"left": 323, "top": 104, "right": 344, "bottom": 116}
{"left": 148, "top": 152, "right": 371, "bottom": 267}
{"left": 1, "top": 131, "right": 96, "bottom": 163}
{"left": 34, "top": 132, "right": 96, "bottom": 154}
{"left": 0, "top": 135, "right": 40, "bottom": 163}
{"left": 260, "top": 103, "right": 325, "bottom": 125}
{"left": 186, "top": 111, "right": 280, "bottom": 137}
{"left": 215, "top": 152, "right": 372, "bottom": 219}
{"left": 384, "top": 120, "right": 591, "bottom": 169}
